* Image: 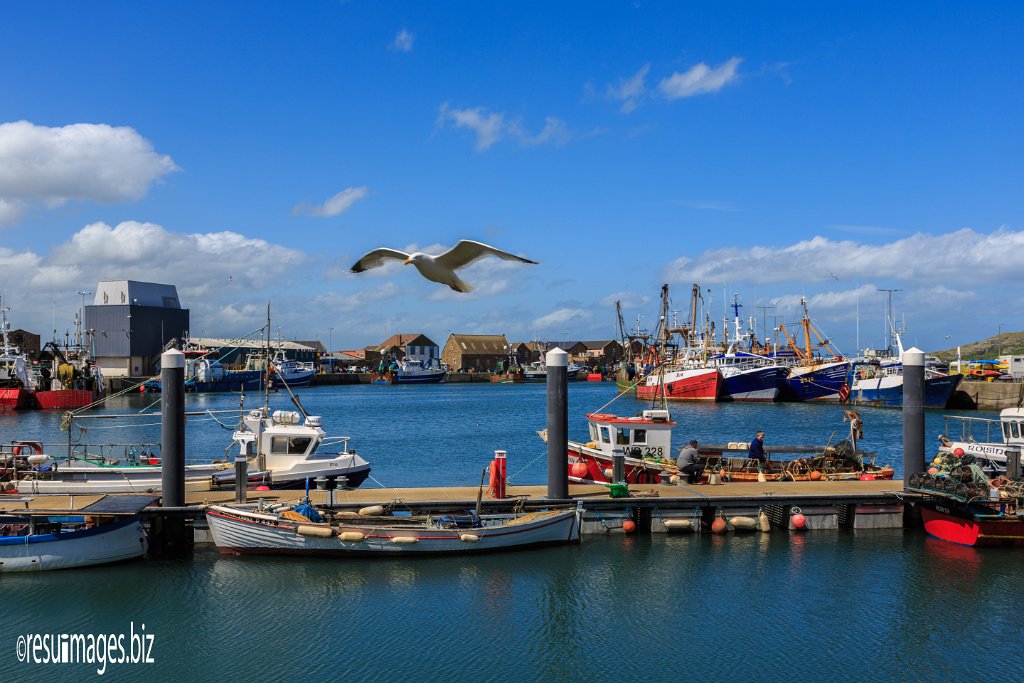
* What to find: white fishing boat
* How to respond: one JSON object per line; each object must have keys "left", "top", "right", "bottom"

{"left": 206, "top": 502, "right": 581, "bottom": 556}
{"left": 211, "top": 408, "right": 371, "bottom": 489}
{"left": 0, "top": 495, "right": 153, "bottom": 572}
{"left": 12, "top": 455, "right": 222, "bottom": 495}
{"left": 393, "top": 359, "right": 446, "bottom": 384}
{"left": 522, "top": 360, "right": 580, "bottom": 382}
{"left": 6, "top": 408, "right": 371, "bottom": 494}
{"left": 936, "top": 407, "right": 1024, "bottom": 475}
{"left": 269, "top": 350, "right": 315, "bottom": 387}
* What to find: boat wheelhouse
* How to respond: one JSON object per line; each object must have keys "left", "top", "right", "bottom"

{"left": 567, "top": 410, "right": 676, "bottom": 485}
{"left": 936, "top": 407, "right": 1024, "bottom": 475}
{"left": 215, "top": 409, "right": 371, "bottom": 489}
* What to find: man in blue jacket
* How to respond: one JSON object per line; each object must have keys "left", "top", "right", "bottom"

{"left": 748, "top": 430, "right": 767, "bottom": 465}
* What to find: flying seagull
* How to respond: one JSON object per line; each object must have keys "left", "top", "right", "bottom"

{"left": 350, "top": 240, "right": 538, "bottom": 293}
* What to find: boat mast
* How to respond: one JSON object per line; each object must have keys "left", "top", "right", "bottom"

{"left": 264, "top": 301, "right": 271, "bottom": 417}
{"left": 731, "top": 294, "right": 742, "bottom": 350}
{"left": 0, "top": 294, "right": 10, "bottom": 354}
{"left": 801, "top": 297, "right": 813, "bottom": 362}
{"left": 655, "top": 284, "right": 670, "bottom": 360}
{"left": 878, "top": 288, "right": 902, "bottom": 356}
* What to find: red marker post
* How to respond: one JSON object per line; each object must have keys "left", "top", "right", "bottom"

{"left": 494, "top": 450, "right": 507, "bottom": 499}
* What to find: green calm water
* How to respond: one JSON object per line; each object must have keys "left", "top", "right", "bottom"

{"left": 0, "top": 384, "right": 1016, "bottom": 681}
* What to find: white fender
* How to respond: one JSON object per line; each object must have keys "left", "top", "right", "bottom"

{"left": 391, "top": 536, "right": 419, "bottom": 544}
{"left": 663, "top": 519, "right": 693, "bottom": 531}
{"left": 296, "top": 525, "right": 333, "bottom": 538}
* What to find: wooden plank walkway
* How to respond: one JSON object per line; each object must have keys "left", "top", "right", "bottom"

{"left": 0, "top": 479, "right": 901, "bottom": 513}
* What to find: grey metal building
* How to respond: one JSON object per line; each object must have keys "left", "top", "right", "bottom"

{"left": 84, "top": 280, "right": 189, "bottom": 378}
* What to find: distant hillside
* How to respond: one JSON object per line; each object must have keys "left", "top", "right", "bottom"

{"left": 931, "top": 330, "right": 1024, "bottom": 362}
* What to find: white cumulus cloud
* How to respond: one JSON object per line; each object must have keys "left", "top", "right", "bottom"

{"left": 46, "top": 220, "right": 306, "bottom": 301}
{"left": 0, "top": 220, "right": 308, "bottom": 339}
{"left": 658, "top": 57, "right": 742, "bottom": 100}
{"left": 0, "top": 121, "right": 178, "bottom": 227}
{"left": 662, "top": 228, "right": 1024, "bottom": 287}
{"left": 599, "top": 291, "right": 652, "bottom": 309}
{"left": 390, "top": 29, "right": 414, "bottom": 52}
{"left": 437, "top": 103, "right": 570, "bottom": 151}
{"left": 607, "top": 64, "right": 650, "bottom": 113}
{"left": 291, "top": 186, "right": 369, "bottom": 217}
{"left": 532, "top": 307, "right": 593, "bottom": 331}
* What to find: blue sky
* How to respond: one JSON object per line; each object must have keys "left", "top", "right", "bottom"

{"left": 1, "top": 2, "right": 1021, "bottom": 354}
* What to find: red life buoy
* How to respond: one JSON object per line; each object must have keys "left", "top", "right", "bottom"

{"left": 12, "top": 446, "right": 21, "bottom": 455}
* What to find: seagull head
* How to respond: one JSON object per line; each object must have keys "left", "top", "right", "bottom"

{"left": 403, "top": 252, "right": 426, "bottom": 266}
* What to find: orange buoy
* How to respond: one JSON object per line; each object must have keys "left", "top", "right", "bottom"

{"left": 791, "top": 512, "right": 806, "bottom": 529}
{"left": 622, "top": 519, "right": 637, "bottom": 533}
{"left": 927, "top": 467, "right": 938, "bottom": 475}
{"left": 570, "top": 462, "right": 588, "bottom": 478}
{"left": 859, "top": 473, "right": 875, "bottom": 481}
{"left": 255, "top": 485, "right": 271, "bottom": 491}
{"left": 711, "top": 518, "right": 728, "bottom": 534}
{"left": 809, "top": 470, "right": 822, "bottom": 481}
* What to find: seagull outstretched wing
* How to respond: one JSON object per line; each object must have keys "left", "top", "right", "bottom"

{"left": 435, "top": 240, "right": 538, "bottom": 271}
{"left": 350, "top": 248, "right": 411, "bottom": 273}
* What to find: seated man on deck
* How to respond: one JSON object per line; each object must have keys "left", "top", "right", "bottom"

{"left": 676, "top": 439, "right": 705, "bottom": 484}
{"left": 748, "top": 431, "right": 767, "bottom": 467}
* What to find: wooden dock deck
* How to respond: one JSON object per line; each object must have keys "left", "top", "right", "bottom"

{"left": 0, "top": 479, "right": 900, "bottom": 513}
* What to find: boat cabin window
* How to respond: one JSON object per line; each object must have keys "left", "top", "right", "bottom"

{"left": 589, "top": 423, "right": 599, "bottom": 441}
{"left": 600, "top": 426, "right": 612, "bottom": 445}
{"left": 616, "top": 428, "right": 630, "bottom": 446}
{"left": 271, "top": 436, "right": 313, "bottom": 455}
{"left": 1010, "top": 422, "right": 1022, "bottom": 439}
{"left": 632, "top": 429, "right": 647, "bottom": 445}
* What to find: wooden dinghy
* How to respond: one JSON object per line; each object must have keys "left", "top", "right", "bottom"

{"left": 207, "top": 502, "right": 582, "bottom": 557}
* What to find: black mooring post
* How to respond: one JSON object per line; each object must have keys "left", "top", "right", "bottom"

{"left": 161, "top": 349, "right": 186, "bottom": 506}
{"left": 902, "top": 347, "right": 926, "bottom": 487}
{"left": 546, "top": 348, "right": 569, "bottom": 500}
{"left": 155, "top": 348, "right": 191, "bottom": 557}
{"left": 234, "top": 448, "right": 247, "bottom": 504}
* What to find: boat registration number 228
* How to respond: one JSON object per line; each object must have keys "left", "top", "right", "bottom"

{"left": 636, "top": 447, "right": 663, "bottom": 458}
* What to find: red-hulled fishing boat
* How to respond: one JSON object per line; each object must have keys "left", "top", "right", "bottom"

{"left": 635, "top": 366, "right": 721, "bottom": 402}
{"left": 0, "top": 299, "right": 35, "bottom": 412}
{"left": 907, "top": 471, "right": 1024, "bottom": 547}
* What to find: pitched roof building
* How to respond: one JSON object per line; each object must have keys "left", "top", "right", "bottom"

{"left": 442, "top": 334, "right": 510, "bottom": 371}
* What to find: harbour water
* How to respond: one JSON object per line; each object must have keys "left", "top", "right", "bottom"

{"left": 0, "top": 381, "right": 997, "bottom": 484}
{"left": 2, "top": 383, "right": 1021, "bottom": 681}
